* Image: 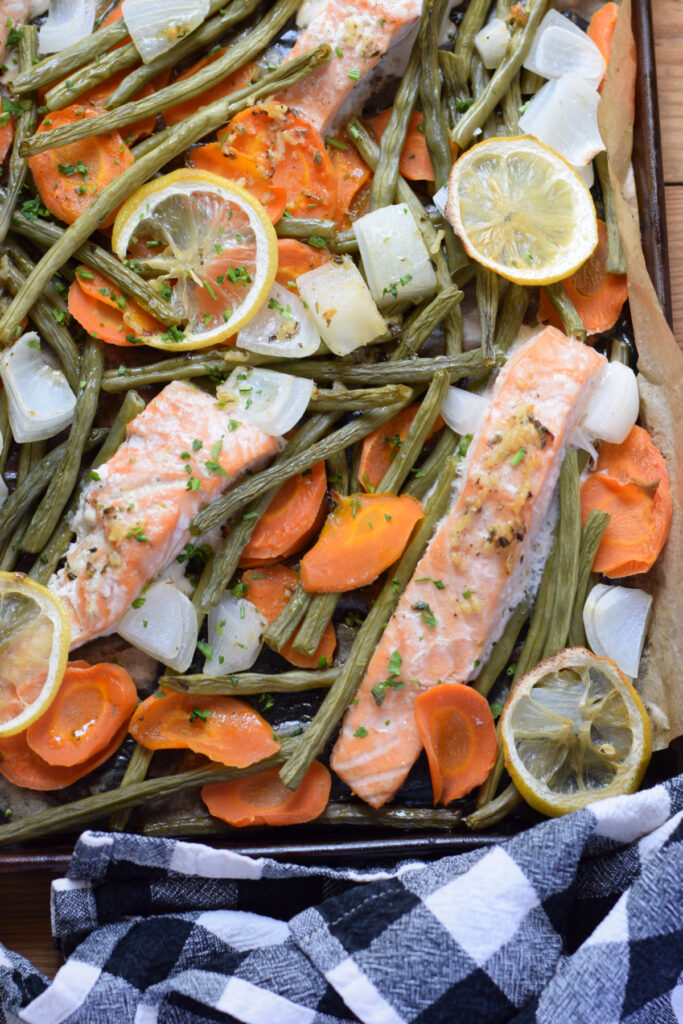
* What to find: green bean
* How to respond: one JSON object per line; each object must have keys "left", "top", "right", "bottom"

{"left": 0, "top": 29, "right": 36, "bottom": 247}
{"left": 292, "top": 593, "right": 340, "bottom": 656}
{"left": 477, "top": 268, "right": 499, "bottom": 365}
{"left": 595, "top": 151, "right": 627, "bottom": 274}
{"left": 277, "top": 350, "right": 487, "bottom": 387}
{"left": 10, "top": 213, "right": 181, "bottom": 326}
{"left": 501, "top": 73, "right": 523, "bottom": 135}
{"left": 495, "top": 283, "right": 529, "bottom": 352}
{"left": 0, "top": 391, "right": 10, "bottom": 474}
{"left": 438, "top": 51, "right": 464, "bottom": 129}
{"left": 0, "top": 250, "right": 81, "bottom": 392}
{"left": 475, "top": 737, "right": 505, "bottom": 809}
{"left": 0, "top": 429, "right": 106, "bottom": 551}
{"left": 109, "top": 744, "right": 155, "bottom": 833}
{"left": 275, "top": 218, "right": 337, "bottom": 241}
{"left": 312, "top": 384, "right": 414, "bottom": 413}
{"left": 29, "top": 0, "right": 303, "bottom": 152}
{"left": 369, "top": 32, "right": 421, "bottom": 210}
{"left": 543, "top": 282, "right": 587, "bottom": 340}
{"left": 393, "top": 285, "right": 463, "bottom": 360}
{"left": 29, "top": 391, "right": 146, "bottom": 584}
{"left": 403, "top": 425, "right": 459, "bottom": 501}
{"left": 0, "top": 441, "right": 44, "bottom": 569}
{"left": 264, "top": 583, "right": 313, "bottom": 652}
{"left": 130, "top": 123, "right": 176, "bottom": 160}
{"left": 279, "top": 453, "right": 459, "bottom": 790}
{"left": 326, "top": 448, "right": 349, "bottom": 495}
{"left": 0, "top": 738, "right": 300, "bottom": 848}
{"left": 45, "top": 43, "right": 139, "bottom": 111}
{"left": 161, "top": 667, "right": 338, "bottom": 695}
{"left": 419, "top": 0, "right": 453, "bottom": 190}
{"left": 452, "top": 0, "right": 490, "bottom": 88}
{"left": 3, "top": 49, "right": 329, "bottom": 343}
{"left": 520, "top": 68, "right": 544, "bottom": 95}
{"left": 513, "top": 537, "right": 558, "bottom": 683}
{"left": 610, "top": 338, "right": 631, "bottom": 365}
{"left": 568, "top": 510, "right": 611, "bottom": 647}
{"left": 13, "top": 18, "right": 129, "bottom": 94}
{"left": 452, "top": 0, "right": 549, "bottom": 149}
{"left": 192, "top": 403, "right": 410, "bottom": 537}
{"left": 106, "top": 0, "right": 255, "bottom": 107}
{"left": 378, "top": 370, "right": 451, "bottom": 494}
{"left": 102, "top": 350, "right": 276, "bottom": 393}
{"left": 21, "top": 342, "right": 104, "bottom": 554}
{"left": 473, "top": 600, "right": 531, "bottom": 698}
{"left": 467, "top": 782, "right": 523, "bottom": 829}
{"left": 541, "top": 450, "right": 581, "bottom": 658}
{"left": 8, "top": 238, "right": 68, "bottom": 314}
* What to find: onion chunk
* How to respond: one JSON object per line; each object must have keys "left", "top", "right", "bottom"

{"left": 117, "top": 580, "right": 198, "bottom": 673}
{"left": 0, "top": 332, "right": 76, "bottom": 443}
{"left": 236, "top": 283, "right": 321, "bottom": 359}
{"left": 217, "top": 366, "right": 313, "bottom": 437}
{"left": 122, "top": 0, "right": 210, "bottom": 63}
{"left": 39, "top": 0, "right": 96, "bottom": 54}
{"left": 202, "top": 594, "right": 268, "bottom": 676}
{"left": 584, "top": 584, "right": 653, "bottom": 679}
{"left": 297, "top": 256, "right": 386, "bottom": 355}
{"left": 441, "top": 387, "right": 488, "bottom": 436}
{"left": 353, "top": 204, "right": 437, "bottom": 312}
{"left": 581, "top": 362, "right": 639, "bottom": 446}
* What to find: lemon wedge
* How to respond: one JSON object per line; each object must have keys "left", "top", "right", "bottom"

{"left": 500, "top": 648, "right": 652, "bottom": 817}
{"left": 0, "top": 572, "right": 70, "bottom": 737}
{"left": 112, "top": 168, "right": 278, "bottom": 351}
{"left": 445, "top": 135, "right": 598, "bottom": 286}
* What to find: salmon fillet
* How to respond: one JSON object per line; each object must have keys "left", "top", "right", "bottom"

{"left": 277, "top": 0, "right": 422, "bottom": 134}
{"left": 330, "top": 327, "right": 605, "bottom": 807}
{"left": 50, "top": 381, "right": 280, "bottom": 647}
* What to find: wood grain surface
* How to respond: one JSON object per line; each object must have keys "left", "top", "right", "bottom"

{"left": 1, "top": 0, "right": 682, "bottom": 983}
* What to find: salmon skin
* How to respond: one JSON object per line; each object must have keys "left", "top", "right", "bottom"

{"left": 277, "top": 0, "right": 422, "bottom": 134}
{"left": 330, "top": 327, "right": 605, "bottom": 808}
{"left": 50, "top": 381, "right": 280, "bottom": 648}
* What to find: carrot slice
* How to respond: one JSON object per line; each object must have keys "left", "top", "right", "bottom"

{"left": 165, "top": 56, "right": 253, "bottom": 127}
{"left": 241, "top": 565, "right": 336, "bottom": 669}
{"left": 358, "top": 403, "right": 444, "bottom": 493}
{"left": 580, "top": 424, "right": 673, "bottom": 578}
{"left": 538, "top": 221, "right": 628, "bottom": 335}
{"left": 68, "top": 266, "right": 163, "bottom": 345}
{"left": 28, "top": 105, "right": 134, "bottom": 226}
{"left": 0, "top": 117, "right": 13, "bottom": 165}
{"left": 187, "top": 144, "right": 287, "bottom": 223}
{"left": 414, "top": 684, "right": 498, "bottom": 805}
{"left": 202, "top": 760, "right": 331, "bottom": 827}
{"left": 79, "top": 70, "right": 167, "bottom": 144}
{"left": 0, "top": 722, "right": 128, "bottom": 791}
{"left": 129, "top": 691, "right": 279, "bottom": 766}
{"left": 26, "top": 661, "right": 138, "bottom": 767}
{"left": 220, "top": 104, "right": 337, "bottom": 220}
{"left": 588, "top": 2, "right": 619, "bottom": 79}
{"left": 275, "top": 238, "right": 331, "bottom": 292}
{"left": 327, "top": 137, "right": 371, "bottom": 227}
{"left": 369, "top": 109, "right": 442, "bottom": 182}
{"left": 301, "top": 493, "right": 424, "bottom": 593}
{"left": 239, "top": 462, "right": 327, "bottom": 567}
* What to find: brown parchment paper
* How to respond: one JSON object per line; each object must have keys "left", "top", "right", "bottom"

{"left": 599, "top": 0, "right": 683, "bottom": 750}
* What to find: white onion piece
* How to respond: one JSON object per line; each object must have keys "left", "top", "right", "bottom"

{"left": 524, "top": 10, "right": 605, "bottom": 89}
{"left": 0, "top": 332, "right": 76, "bottom": 442}
{"left": 217, "top": 366, "right": 313, "bottom": 436}
{"left": 297, "top": 256, "right": 385, "bottom": 355}
{"left": 353, "top": 204, "right": 437, "bottom": 311}
{"left": 433, "top": 185, "right": 448, "bottom": 218}
{"left": 39, "top": 0, "right": 96, "bottom": 53}
{"left": 236, "top": 283, "right": 321, "bottom": 359}
{"left": 30, "top": 0, "right": 50, "bottom": 16}
{"left": 441, "top": 387, "right": 488, "bottom": 436}
{"left": 583, "top": 583, "right": 612, "bottom": 658}
{"left": 573, "top": 160, "right": 594, "bottom": 189}
{"left": 520, "top": 74, "right": 604, "bottom": 167}
{"left": 569, "top": 424, "right": 599, "bottom": 465}
{"left": 296, "top": 0, "right": 328, "bottom": 29}
{"left": 202, "top": 595, "right": 268, "bottom": 676}
{"left": 582, "top": 362, "right": 639, "bottom": 445}
{"left": 474, "top": 18, "right": 511, "bottom": 69}
{"left": 117, "top": 580, "right": 198, "bottom": 672}
{"left": 121, "top": 0, "right": 210, "bottom": 63}
{"left": 592, "top": 585, "right": 653, "bottom": 679}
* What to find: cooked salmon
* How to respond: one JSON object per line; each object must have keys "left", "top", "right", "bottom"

{"left": 50, "top": 381, "right": 280, "bottom": 648}
{"left": 330, "top": 327, "right": 606, "bottom": 807}
{"left": 277, "top": 0, "right": 422, "bottom": 134}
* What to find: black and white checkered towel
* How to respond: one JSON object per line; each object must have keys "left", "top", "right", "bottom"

{"left": 2, "top": 774, "right": 683, "bottom": 1024}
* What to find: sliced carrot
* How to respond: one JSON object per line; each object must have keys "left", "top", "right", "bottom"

{"left": 414, "top": 684, "right": 498, "bottom": 805}
{"left": 68, "top": 266, "right": 162, "bottom": 345}
{"left": 241, "top": 565, "right": 336, "bottom": 669}
{"left": 129, "top": 691, "right": 279, "bottom": 766}
{"left": 239, "top": 462, "right": 327, "bottom": 567}
{"left": 202, "top": 760, "right": 331, "bottom": 827}
{"left": 327, "top": 136, "right": 371, "bottom": 227}
{"left": 164, "top": 56, "right": 253, "bottom": 127}
{"left": 187, "top": 144, "right": 287, "bottom": 223}
{"left": 301, "top": 493, "right": 424, "bottom": 593}
{"left": 0, "top": 722, "right": 128, "bottom": 791}
{"left": 358, "top": 402, "right": 444, "bottom": 493}
{"left": 28, "top": 105, "right": 134, "bottom": 226}
{"left": 25, "top": 661, "right": 138, "bottom": 767}
{"left": 588, "top": 2, "right": 619, "bottom": 83}
{"left": 220, "top": 104, "right": 337, "bottom": 220}
{"left": 538, "top": 221, "right": 628, "bottom": 336}
{"left": 580, "top": 424, "right": 673, "bottom": 578}
{"left": 369, "top": 109, "right": 445, "bottom": 182}
{"left": 275, "top": 238, "right": 331, "bottom": 292}
{"left": 0, "top": 117, "right": 13, "bottom": 165}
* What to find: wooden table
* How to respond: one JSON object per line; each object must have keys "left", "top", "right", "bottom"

{"left": 1, "top": 0, "right": 682, "bottom": 983}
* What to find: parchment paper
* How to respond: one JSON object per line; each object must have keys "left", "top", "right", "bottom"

{"left": 599, "top": 0, "right": 683, "bottom": 749}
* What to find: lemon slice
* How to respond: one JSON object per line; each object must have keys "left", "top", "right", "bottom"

{"left": 500, "top": 648, "right": 652, "bottom": 817}
{"left": 112, "top": 168, "right": 278, "bottom": 351}
{"left": 0, "top": 572, "right": 70, "bottom": 737}
{"left": 445, "top": 136, "right": 598, "bottom": 286}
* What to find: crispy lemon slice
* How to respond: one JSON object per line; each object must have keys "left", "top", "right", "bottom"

{"left": 445, "top": 136, "right": 598, "bottom": 286}
{"left": 0, "top": 572, "right": 70, "bottom": 737}
{"left": 112, "top": 168, "right": 278, "bottom": 351}
{"left": 500, "top": 648, "right": 652, "bottom": 817}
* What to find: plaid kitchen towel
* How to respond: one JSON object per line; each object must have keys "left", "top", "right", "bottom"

{"left": 2, "top": 775, "right": 683, "bottom": 1024}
